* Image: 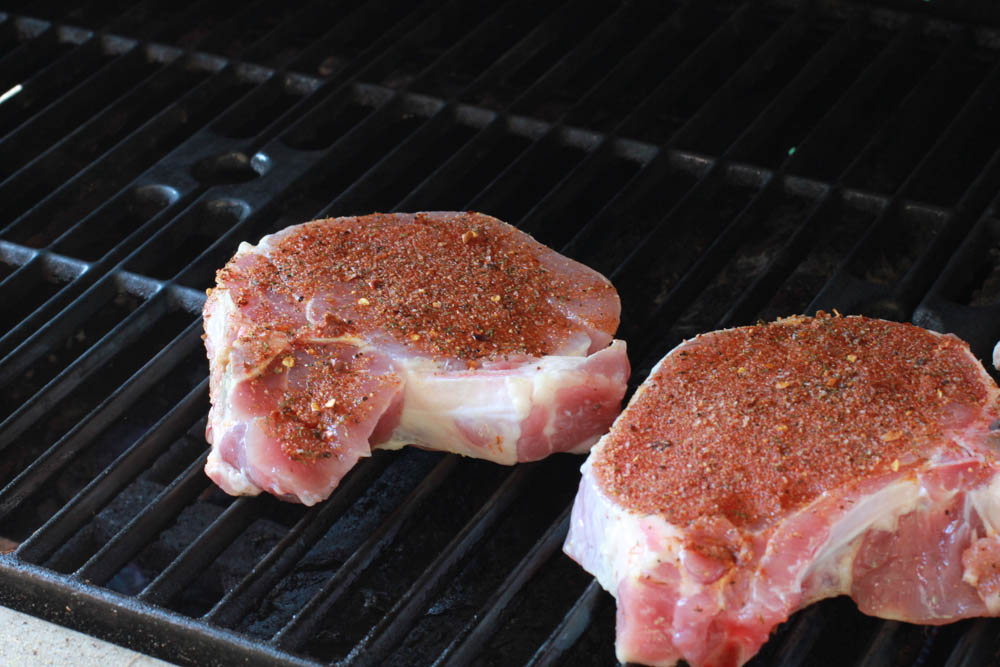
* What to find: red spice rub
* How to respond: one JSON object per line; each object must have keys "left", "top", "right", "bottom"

{"left": 259, "top": 343, "right": 401, "bottom": 462}
{"left": 593, "top": 314, "right": 992, "bottom": 527}
{"left": 215, "top": 212, "right": 617, "bottom": 363}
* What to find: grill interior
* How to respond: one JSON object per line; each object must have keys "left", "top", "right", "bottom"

{"left": 2, "top": 1, "right": 1000, "bottom": 665}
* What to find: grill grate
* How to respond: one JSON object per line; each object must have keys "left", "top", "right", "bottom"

{"left": 2, "top": 1, "right": 1000, "bottom": 665}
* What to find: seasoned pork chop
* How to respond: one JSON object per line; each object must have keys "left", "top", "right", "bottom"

{"left": 203, "top": 212, "right": 629, "bottom": 505}
{"left": 564, "top": 314, "right": 1000, "bottom": 667}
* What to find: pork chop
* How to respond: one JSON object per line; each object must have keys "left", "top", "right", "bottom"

{"left": 203, "top": 212, "right": 629, "bottom": 505}
{"left": 564, "top": 313, "right": 1000, "bottom": 667}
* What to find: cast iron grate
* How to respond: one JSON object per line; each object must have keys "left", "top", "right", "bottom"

{"left": 1, "top": 1, "right": 1000, "bottom": 665}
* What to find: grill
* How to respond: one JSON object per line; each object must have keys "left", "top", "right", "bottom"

{"left": 2, "top": 1, "right": 1000, "bottom": 665}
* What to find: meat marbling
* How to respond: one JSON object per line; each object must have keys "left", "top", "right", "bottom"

{"left": 564, "top": 314, "right": 1000, "bottom": 667}
{"left": 203, "top": 212, "right": 629, "bottom": 505}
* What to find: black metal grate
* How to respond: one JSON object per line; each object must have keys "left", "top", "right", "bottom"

{"left": 1, "top": 1, "right": 1000, "bottom": 665}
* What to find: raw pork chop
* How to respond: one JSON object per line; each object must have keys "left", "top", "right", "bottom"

{"left": 564, "top": 314, "right": 1000, "bottom": 667}
{"left": 203, "top": 212, "right": 628, "bottom": 505}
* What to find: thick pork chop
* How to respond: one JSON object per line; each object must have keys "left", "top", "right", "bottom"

{"left": 203, "top": 212, "right": 629, "bottom": 505}
{"left": 564, "top": 314, "right": 1000, "bottom": 667}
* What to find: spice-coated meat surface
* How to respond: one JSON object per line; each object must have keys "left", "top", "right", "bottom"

{"left": 565, "top": 314, "right": 1000, "bottom": 667}
{"left": 203, "top": 211, "right": 629, "bottom": 504}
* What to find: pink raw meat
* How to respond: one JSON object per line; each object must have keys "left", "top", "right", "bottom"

{"left": 203, "top": 212, "right": 629, "bottom": 505}
{"left": 565, "top": 313, "right": 1000, "bottom": 667}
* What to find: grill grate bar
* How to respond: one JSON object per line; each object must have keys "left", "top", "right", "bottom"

{"left": 0, "top": 249, "right": 100, "bottom": 361}
{"left": 668, "top": 7, "right": 809, "bottom": 149}
{"left": 466, "top": 128, "right": 588, "bottom": 218}
{"left": 603, "top": 10, "right": 872, "bottom": 338}
{"left": 896, "top": 150, "right": 1000, "bottom": 314}
{"left": 543, "top": 5, "right": 691, "bottom": 115}
{"left": 715, "top": 189, "right": 837, "bottom": 329}
{"left": 434, "top": 506, "right": 571, "bottom": 667}
{"left": 173, "top": 0, "right": 296, "bottom": 58}
{"left": 137, "top": 496, "right": 260, "bottom": 606}
{"left": 403, "top": 0, "right": 541, "bottom": 94}
{"left": 0, "top": 41, "right": 158, "bottom": 190}
{"left": 0, "top": 254, "right": 161, "bottom": 368}
{"left": 204, "top": 454, "right": 393, "bottom": 628}
{"left": 944, "top": 619, "right": 1000, "bottom": 667}
{"left": 74, "top": 450, "right": 212, "bottom": 586}
{"left": 0, "top": 63, "right": 225, "bottom": 248}
{"left": 344, "top": 465, "right": 537, "bottom": 664}
{"left": 503, "top": 11, "right": 754, "bottom": 239}
{"left": 272, "top": 455, "right": 458, "bottom": 650}
{"left": 782, "top": 19, "right": 921, "bottom": 177}
{"left": 768, "top": 606, "right": 827, "bottom": 667}
{"left": 503, "top": 4, "right": 650, "bottom": 117}
{"left": 0, "top": 318, "right": 203, "bottom": 522}
{"left": 558, "top": 2, "right": 712, "bottom": 128}
{"left": 282, "top": 0, "right": 444, "bottom": 84}
{"left": 703, "top": 17, "right": 923, "bottom": 329}
{"left": 0, "top": 200, "right": 181, "bottom": 360}
{"left": 0, "top": 28, "right": 109, "bottom": 146}
{"left": 311, "top": 6, "right": 643, "bottom": 222}
{"left": 899, "top": 60, "right": 1000, "bottom": 204}
{"left": 0, "top": 286, "right": 171, "bottom": 451}
{"left": 232, "top": 0, "right": 344, "bottom": 68}
{"left": 609, "top": 166, "right": 758, "bottom": 345}
{"left": 0, "top": 557, "right": 315, "bottom": 667}
{"left": 0, "top": 21, "right": 66, "bottom": 89}
{"left": 809, "top": 55, "right": 1000, "bottom": 316}
{"left": 595, "top": 9, "right": 817, "bottom": 287}
{"left": 0, "top": 44, "right": 183, "bottom": 192}
{"left": 835, "top": 37, "right": 968, "bottom": 189}
{"left": 609, "top": 2, "right": 754, "bottom": 140}
{"left": 14, "top": 379, "right": 208, "bottom": 564}
{"left": 513, "top": 140, "right": 631, "bottom": 242}
{"left": 484, "top": 7, "right": 708, "bottom": 236}
{"left": 855, "top": 620, "right": 902, "bottom": 667}
{"left": 313, "top": 99, "right": 456, "bottom": 219}
{"left": 392, "top": 115, "right": 511, "bottom": 212}
{"left": 445, "top": 0, "right": 579, "bottom": 103}
{"left": 526, "top": 579, "right": 603, "bottom": 667}
{"left": 90, "top": 0, "right": 180, "bottom": 36}
{"left": 462, "top": 6, "right": 643, "bottom": 215}
{"left": 722, "top": 17, "right": 865, "bottom": 160}
{"left": 558, "top": 150, "right": 708, "bottom": 275}
{"left": 326, "top": 0, "right": 495, "bottom": 93}
{"left": 912, "top": 193, "right": 1000, "bottom": 356}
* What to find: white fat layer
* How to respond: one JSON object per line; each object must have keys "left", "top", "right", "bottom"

{"left": 566, "top": 457, "right": 647, "bottom": 595}
{"left": 204, "top": 290, "right": 232, "bottom": 363}
{"left": 205, "top": 449, "right": 262, "bottom": 496}
{"left": 797, "top": 477, "right": 926, "bottom": 597}
{"left": 564, "top": 349, "right": 685, "bottom": 593}
{"left": 376, "top": 348, "right": 619, "bottom": 464}
{"left": 968, "top": 473, "right": 1000, "bottom": 534}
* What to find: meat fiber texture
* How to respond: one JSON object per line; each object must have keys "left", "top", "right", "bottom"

{"left": 203, "top": 212, "right": 629, "bottom": 505}
{"left": 565, "top": 314, "right": 1000, "bottom": 667}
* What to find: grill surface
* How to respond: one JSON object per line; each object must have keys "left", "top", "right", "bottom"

{"left": 2, "top": 1, "right": 1000, "bottom": 665}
